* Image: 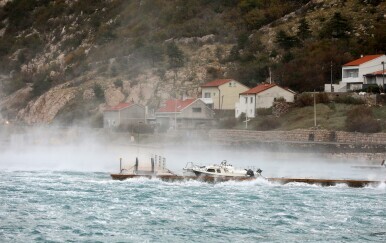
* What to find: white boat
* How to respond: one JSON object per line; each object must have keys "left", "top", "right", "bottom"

{"left": 183, "top": 160, "right": 263, "bottom": 178}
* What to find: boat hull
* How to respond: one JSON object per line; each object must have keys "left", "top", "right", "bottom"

{"left": 110, "top": 174, "right": 257, "bottom": 182}
{"left": 192, "top": 170, "right": 252, "bottom": 178}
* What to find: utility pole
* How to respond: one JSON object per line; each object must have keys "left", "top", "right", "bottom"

{"left": 269, "top": 67, "right": 272, "bottom": 84}
{"left": 330, "top": 61, "right": 333, "bottom": 92}
{"left": 314, "top": 91, "right": 317, "bottom": 128}
{"left": 245, "top": 95, "right": 248, "bottom": 129}
{"left": 382, "top": 61, "right": 385, "bottom": 91}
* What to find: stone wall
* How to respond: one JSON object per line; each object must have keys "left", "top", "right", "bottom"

{"left": 208, "top": 129, "right": 386, "bottom": 145}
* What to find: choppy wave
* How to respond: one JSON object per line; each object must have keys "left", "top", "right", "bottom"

{"left": 0, "top": 171, "right": 385, "bottom": 242}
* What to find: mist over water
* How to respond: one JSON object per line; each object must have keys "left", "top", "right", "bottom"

{"left": 0, "top": 128, "right": 385, "bottom": 242}
{"left": 0, "top": 128, "right": 385, "bottom": 181}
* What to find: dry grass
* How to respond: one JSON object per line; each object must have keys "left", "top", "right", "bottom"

{"left": 239, "top": 104, "right": 386, "bottom": 132}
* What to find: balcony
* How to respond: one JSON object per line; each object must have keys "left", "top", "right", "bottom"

{"left": 342, "top": 77, "right": 362, "bottom": 83}
{"left": 199, "top": 98, "right": 213, "bottom": 104}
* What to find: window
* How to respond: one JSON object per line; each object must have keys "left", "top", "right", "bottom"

{"left": 250, "top": 97, "right": 253, "bottom": 103}
{"left": 343, "top": 69, "right": 359, "bottom": 78}
{"left": 217, "top": 169, "right": 221, "bottom": 173}
{"left": 213, "top": 92, "right": 216, "bottom": 96}
{"left": 207, "top": 169, "right": 215, "bottom": 173}
{"left": 204, "top": 92, "right": 211, "bottom": 98}
{"left": 244, "top": 97, "right": 248, "bottom": 104}
{"left": 229, "top": 82, "right": 232, "bottom": 87}
{"left": 192, "top": 107, "right": 202, "bottom": 113}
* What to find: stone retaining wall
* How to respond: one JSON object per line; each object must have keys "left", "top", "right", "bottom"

{"left": 209, "top": 129, "right": 386, "bottom": 145}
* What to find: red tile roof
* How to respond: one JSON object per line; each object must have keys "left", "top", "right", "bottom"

{"left": 201, "top": 79, "right": 233, "bottom": 87}
{"left": 157, "top": 99, "right": 196, "bottom": 112}
{"left": 364, "top": 70, "right": 386, "bottom": 76}
{"left": 371, "top": 70, "right": 386, "bottom": 75}
{"left": 105, "top": 102, "right": 133, "bottom": 111}
{"left": 343, "top": 55, "right": 383, "bottom": 66}
{"left": 241, "top": 83, "right": 276, "bottom": 95}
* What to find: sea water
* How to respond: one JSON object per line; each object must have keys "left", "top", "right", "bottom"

{"left": 0, "top": 171, "right": 385, "bottom": 242}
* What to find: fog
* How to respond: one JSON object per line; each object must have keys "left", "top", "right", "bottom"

{"left": 0, "top": 126, "right": 385, "bottom": 181}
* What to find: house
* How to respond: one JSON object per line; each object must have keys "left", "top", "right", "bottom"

{"left": 155, "top": 98, "right": 214, "bottom": 130}
{"left": 325, "top": 54, "right": 386, "bottom": 92}
{"left": 363, "top": 69, "right": 386, "bottom": 89}
{"left": 200, "top": 79, "right": 249, "bottom": 110}
{"left": 103, "top": 102, "right": 146, "bottom": 128}
{"left": 235, "top": 83, "right": 295, "bottom": 118}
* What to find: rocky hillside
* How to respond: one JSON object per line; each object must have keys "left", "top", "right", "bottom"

{"left": 0, "top": 0, "right": 385, "bottom": 125}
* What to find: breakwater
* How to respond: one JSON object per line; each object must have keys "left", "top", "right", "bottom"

{"left": 209, "top": 129, "right": 386, "bottom": 145}
{"left": 208, "top": 129, "right": 386, "bottom": 153}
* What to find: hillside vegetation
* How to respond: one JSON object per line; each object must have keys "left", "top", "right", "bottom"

{"left": 0, "top": 0, "right": 385, "bottom": 126}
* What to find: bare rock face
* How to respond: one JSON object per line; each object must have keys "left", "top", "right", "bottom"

{"left": 83, "top": 88, "right": 95, "bottom": 101}
{"left": 0, "top": 85, "right": 33, "bottom": 115}
{"left": 124, "top": 71, "right": 161, "bottom": 105}
{"left": 104, "top": 87, "right": 125, "bottom": 107}
{"left": 17, "top": 83, "right": 77, "bottom": 124}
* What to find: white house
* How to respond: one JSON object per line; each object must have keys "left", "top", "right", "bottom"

{"left": 200, "top": 79, "right": 249, "bottom": 110}
{"left": 235, "top": 83, "right": 295, "bottom": 118}
{"left": 325, "top": 54, "right": 386, "bottom": 92}
{"left": 363, "top": 69, "right": 386, "bottom": 88}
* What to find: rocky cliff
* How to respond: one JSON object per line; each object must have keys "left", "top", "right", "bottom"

{"left": 0, "top": 0, "right": 385, "bottom": 125}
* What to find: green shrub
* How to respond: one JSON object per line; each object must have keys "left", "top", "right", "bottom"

{"left": 316, "top": 93, "right": 329, "bottom": 103}
{"left": 255, "top": 117, "right": 281, "bottom": 131}
{"left": 237, "top": 112, "right": 246, "bottom": 122}
{"left": 118, "top": 123, "right": 154, "bottom": 134}
{"left": 363, "top": 84, "right": 381, "bottom": 94}
{"left": 92, "top": 83, "right": 104, "bottom": 101}
{"left": 218, "top": 118, "right": 237, "bottom": 129}
{"left": 295, "top": 93, "right": 313, "bottom": 107}
{"left": 275, "top": 97, "right": 286, "bottom": 102}
{"left": 345, "top": 106, "right": 381, "bottom": 133}
{"left": 256, "top": 108, "right": 272, "bottom": 116}
{"left": 335, "top": 96, "right": 365, "bottom": 104}
{"left": 296, "top": 93, "right": 330, "bottom": 107}
{"left": 32, "top": 74, "right": 52, "bottom": 98}
{"left": 114, "top": 79, "right": 123, "bottom": 88}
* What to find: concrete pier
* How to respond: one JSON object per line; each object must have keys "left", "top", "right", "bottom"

{"left": 110, "top": 174, "right": 385, "bottom": 188}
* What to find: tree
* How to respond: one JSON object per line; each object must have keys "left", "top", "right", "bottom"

{"left": 93, "top": 83, "right": 105, "bottom": 101}
{"left": 275, "top": 30, "right": 299, "bottom": 50}
{"left": 319, "top": 12, "right": 351, "bottom": 39}
{"left": 142, "top": 44, "right": 164, "bottom": 66}
{"left": 166, "top": 42, "right": 184, "bottom": 68}
{"left": 296, "top": 18, "right": 311, "bottom": 41}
